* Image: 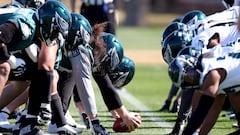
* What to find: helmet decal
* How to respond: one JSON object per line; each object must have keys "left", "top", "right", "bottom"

{"left": 108, "top": 46, "right": 121, "bottom": 70}
{"left": 55, "top": 12, "right": 69, "bottom": 38}
{"left": 80, "top": 25, "right": 91, "bottom": 45}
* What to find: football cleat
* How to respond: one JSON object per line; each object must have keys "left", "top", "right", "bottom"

{"left": 80, "top": 112, "right": 90, "bottom": 129}
{"left": 170, "top": 100, "right": 179, "bottom": 113}
{"left": 57, "top": 124, "right": 79, "bottom": 135}
{"left": 159, "top": 100, "right": 171, "bottom": 112}
{"left": 38, "top": 103, "right": 52, "bottom": 125}
{"left": 91, "top": 119, "right": 110, "bottom": 135}
{"left": 168, "top": 118, "right": 185, "bottom": 135}
{"left": 65, "top": 110, "right": 86, "bottom": 130}
{"left": 19, "top": 118, "right": 49, "bottom": 135}
{"left": 0, "top": 111, "right": 13, "bottom": 132}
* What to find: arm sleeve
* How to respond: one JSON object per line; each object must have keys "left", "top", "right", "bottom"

{"left": 0, "top": 22, "right": 19, "bottom": 45}
{"left": 93, "top": 74, "right": 123, "bottom": 111}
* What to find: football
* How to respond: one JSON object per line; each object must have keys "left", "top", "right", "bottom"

{"left": 112, "top": 112, "right": 142, "bottom": 132}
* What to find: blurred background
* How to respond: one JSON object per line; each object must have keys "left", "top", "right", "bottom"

{"left": 62, "top": 0, "right": 226, "bottom": 27}
{"left": 0, "top": 0, "right": 226, "bottom": 27}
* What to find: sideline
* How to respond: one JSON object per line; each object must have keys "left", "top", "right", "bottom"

{"left": 117, "top": 88, "right": 172, "bottom": 134}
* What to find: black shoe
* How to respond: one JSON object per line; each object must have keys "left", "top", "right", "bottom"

{"left": 159, "top": 100, "right": 171, "bottom": 112}
{"left": 19, "top": 118, "right": 49, "bottom": 135}
{"left": 38, "top": 103, "right": 52, "bottom": 125}
{"left": 8, "top": 108, "right": 20, "bottom": 119}
{"left": 81, "top": 113, "right": 90, "bottom": 129}
{"left": 91, "top": 119, "right": 110, "bottom": 135}
{"left": 12, "top": 112, "right": 26, "bottom": 135}
{"left": 168, "top": 118, "right": 184, "bottom": 135}
{"left": 170, "top": 100, "right": 179, "bottom": 113}
{"left": 227, "top": 129, "right": 240, "bottom": 135}
{"left": 232, "top": 123, "right": 239, "bottom": 128}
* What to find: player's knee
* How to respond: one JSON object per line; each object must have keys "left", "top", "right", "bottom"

{"left": 0, "top": 62, "right": 11, "bottom": 76}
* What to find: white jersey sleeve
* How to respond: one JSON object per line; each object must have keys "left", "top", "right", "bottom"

{"left": 194, "top": 6, "right": 239, "bottom": 34}
{"left": 200, "top": 42, "right": 240, "bottom": 94}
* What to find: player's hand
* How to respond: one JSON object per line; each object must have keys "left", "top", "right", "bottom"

{"left": 122, "top": 112, "right": 141, "bottom": 131}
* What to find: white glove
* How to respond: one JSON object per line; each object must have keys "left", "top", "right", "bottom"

{"left": 7, "top": 55, "right": 26, "bottom": 76}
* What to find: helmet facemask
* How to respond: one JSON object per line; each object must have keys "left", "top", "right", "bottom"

{"left": 108, "top": 56, "right": 135, "bottom": 88}
{"left": 169, "top": 55, "right": 201, "bottom": 88}
{"left": 36, "top": 0, "right": 71, "bottom": 46}
{"left": 27, "top": 0, "right": 45, "bottom": 8}
{"left": 162, "top": 30, "right": 193, "bottom": 64}
{"left": 38, "top": 12, "right": 69, "bottom": 46}
{"left": 110, "top": 71, "right": 130, "bottom": 88}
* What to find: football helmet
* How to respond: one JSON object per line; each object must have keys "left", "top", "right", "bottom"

{"left": 181, "top": 10, "right": 206, "bottom": 26}
{"left": 162, "top": 30, "right": 193, "bottom": 64}
{"left": 161, "top": 22, "right": 191, "bottom": 43}
{"left": 108, "top": 56, "right": 135, "bottom": 88}
{"left": 65, "top": 13, "right": 92, "bottom": 51}
{"left": 177, "top": 46, "right": 202, "bottom": 58}
{"left": 171, "top": 16, "right": 183, "bottom": 23}
{"left": 36, "top": 0, "right": 72, "bottom": 46}
{"left": 13, "top": 0, "right": 45, "bottom": 8}
{"left": 100, "top": 32, "right": 124, "bottom": 71}
{"left": 168, "top": 54, "right": 201, "bottom": 89}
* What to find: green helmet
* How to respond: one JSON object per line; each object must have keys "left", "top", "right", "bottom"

{"left": 181, "top": 10, "right": 206, "bottom": 26}
{"left": 13, "top": 0, "right": 45, "bottom": 8}
{"left": 162, "top": 30, "right": 193, "bottom": 64}
{"left": 171, "top": 16, "right": 183, "bottom": 23}
{"left": 168, "top": 54, "right": 201, "bottom": 89}
{"left": 109, "top": 56, "right": 135, "bottom": 88}
{"left": 161, "top": 22, "right": 191, "bottom": 43}
{"left": 36, "top": 0, "right": 72, "bottom": 46}
{"left": 101, "top": 32, "right": 124, "bottom": 71}
{"left": 177, "top": 46, "right": 202, "bottom": 58}
{"left": 65, "top": 13, "right": 92, "bottom": 50}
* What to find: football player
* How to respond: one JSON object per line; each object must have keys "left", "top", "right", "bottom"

{"left": 0, "top": 0, "right": 73, "bottom": 134}
{"left": 169, "top": 39, "right": 240, "bottom": 134}
{"left": 160, "top": 15, "right": 199, "bottom": 135}
{"left": 56, "top": 13, "right": 141, "bottom": 134}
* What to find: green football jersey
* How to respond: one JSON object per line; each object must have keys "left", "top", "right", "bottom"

{"left": 0, "top": 6, "right": 36, "bottom": 51}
